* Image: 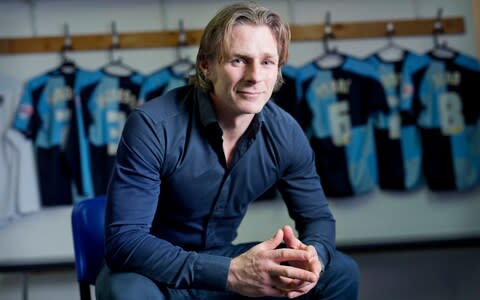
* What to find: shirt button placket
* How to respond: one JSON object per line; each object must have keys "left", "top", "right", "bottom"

{"left": 205, "top": 175, "right": 230, "bottom": 248}
{"left": 214, "top": 176, "right": 230, "bottom": 216}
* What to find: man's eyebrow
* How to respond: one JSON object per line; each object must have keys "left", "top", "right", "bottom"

{"left": 263, "top": 53, "right": 279, "bottom": 60}
{"left": 228, "top": 52, "right": 279, "bottom": 60}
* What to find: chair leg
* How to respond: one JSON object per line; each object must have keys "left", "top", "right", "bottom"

{"left": 79, "top": 282, "right": 92, "bottom": 300}
{"left": 22, "top": 272, "right": 29, "bottom": 300}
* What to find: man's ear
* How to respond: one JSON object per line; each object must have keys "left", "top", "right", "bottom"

{"left": 199, "top": 60, "right": 209, "bottom": 78}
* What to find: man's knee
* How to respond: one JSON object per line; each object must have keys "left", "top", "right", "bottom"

{"left": 315, "top": 251, "right": 359, "bottom": 300}
{"left": 329, "top": 251, "right": 360, "bottom": 288}
{"left": 95, "top": 265, "right": 165, "bottom": 300}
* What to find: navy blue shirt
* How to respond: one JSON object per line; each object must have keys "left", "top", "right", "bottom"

{"left": 105, "top": 85, "right": 335, "bottom": 291}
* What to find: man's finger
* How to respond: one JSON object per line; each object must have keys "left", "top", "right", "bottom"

{"left": 273, "top": 279, "right": 316, "bottom": 299}
{"left": 305, "top": 245, "right": 322, "bottom": 274}
{"left": 271, "top": 247, "right": 313, "bottom": 263}
{"left": 273, "top": 275, "right": 312, "bottom": 290}
{"left": 270, "top": 263, "right": 318, "bottom": 282}
{"left": 258, "top": 228, "right": 284, "bottom": 251}
{"left": 283, "top": 225, "right": 308, "bottom": 250}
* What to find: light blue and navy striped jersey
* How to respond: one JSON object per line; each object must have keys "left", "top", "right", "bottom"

{"left": 366, "top": 51, "right": 430, "bottom": 191}
{"left": 296, "top": 56, "right": 389, "bottom": 197}
{"left": 413, "top": 51, "right": 480, "bottom": 191}
{"left": 13, "top": 66, "right": 94, "bottom": 206}
{"left": 272, "top": 65, "right": 299, "bottom": 118}
{"left": 76, "top": 68, "right": 144, "bottom": 195}
{"left": 139, "top": 66, "right": 190, "bottom": 104}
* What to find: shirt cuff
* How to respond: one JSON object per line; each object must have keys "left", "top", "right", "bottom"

{"left": 193, "top": 253, "right": 232, "bottom": 290}
{"left": 312, "top": 242, "right": 331, "bottom": 269}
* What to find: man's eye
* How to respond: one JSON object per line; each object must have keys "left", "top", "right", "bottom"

{"left": 232, "top": 58, "right": 245, "bottom": 64}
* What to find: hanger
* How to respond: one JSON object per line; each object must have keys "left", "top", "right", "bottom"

{"left": 169, "top": 19, "right": 195, "bottom": 77}
{"left": 59, "top": 23, "right": 76, "bottom": 74}
{"left": 431, "top": 8, "right": 456, "bottom": 58}
{"left": 375, "top": 22, "right": 405, "bottom": 62}
{"left": 315, "top": 11, "right": 344, "bottom": 68}
{"left": 102, "top": 21, "right": 136, "bottom": 76}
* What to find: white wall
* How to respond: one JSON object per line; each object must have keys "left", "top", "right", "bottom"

{"left": 1, "top": 0, "right": 480, "bottom": 299}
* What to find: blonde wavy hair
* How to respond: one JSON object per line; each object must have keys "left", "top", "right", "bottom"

{"left": 189, "top": 2, "right": 291, "bottom": 93}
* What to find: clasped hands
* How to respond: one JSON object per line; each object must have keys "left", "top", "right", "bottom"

{"left": 227, "top": 225, "right": 323, "bottom": 298}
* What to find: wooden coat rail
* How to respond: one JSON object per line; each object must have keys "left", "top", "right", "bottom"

{"left": 0, "top": 17, "right": 464, "bottom": 55}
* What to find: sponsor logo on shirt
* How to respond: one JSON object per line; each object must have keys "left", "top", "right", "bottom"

{"left": 18, "top": 104, "right": 34, "bottom": 119}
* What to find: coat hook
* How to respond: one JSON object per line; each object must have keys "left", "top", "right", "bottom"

{"left": 433, "top": 8, "right": 444, "bottom": 48}
{"left": 60, "top": 23, "right": 73, "bottom": 63}
{"left": 178, "top": 19, "right": 187, "bottom": 47}
{"left": 386, "top": 22, "right": 395, "bottom": 44}
{"left": 386, "top": 22, "right": 395, "bottom": 37}
{"left": 111, "top": 21, "right": 120, "bottom": 49}
{"left": 63, "top": 23, "right": 72, "bottom": 50}
{"left": 323, "top": 11, "right": 334, "bottom": 53}
{"left": 434, "top": 7, "right": 444, "bottom": 34}
{"left": 176, "top": 19, "right": 188, "bottom": 61}
{"left": 109, "top": 21, "right": 120, "bottom": 63}
{"left": 324, "top": 11, "right": 333, "bottom": 38}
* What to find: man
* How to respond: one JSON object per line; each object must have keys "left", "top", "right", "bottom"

{"left": 96, "top": 2, "right": 359, "bottom": 299}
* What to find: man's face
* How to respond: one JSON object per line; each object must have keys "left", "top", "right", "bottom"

{"left": 206, "top": 24, "right": 279, "bottom": 120}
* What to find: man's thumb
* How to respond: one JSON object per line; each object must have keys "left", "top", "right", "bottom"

{"left": 264, "top": 228, "right": 284, "bottom": 249}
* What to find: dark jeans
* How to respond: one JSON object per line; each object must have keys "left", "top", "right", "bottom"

{"left": 95, "top": 243, "right": 359, "bottom": 300}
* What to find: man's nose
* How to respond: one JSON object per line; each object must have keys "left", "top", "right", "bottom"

{"left": 245, "top": 62, "right": 262, "bottom": 83}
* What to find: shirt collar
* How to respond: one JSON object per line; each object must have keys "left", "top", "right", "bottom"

{"left": 196, "top": 88, "right": 218, "bottom": 128}
{"left": 195, "top": 87, "right": 264, "bottom": 135}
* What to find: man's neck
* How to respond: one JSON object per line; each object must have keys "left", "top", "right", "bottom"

{"left": 220, "top": 114, "right": 254, "bottom": 140}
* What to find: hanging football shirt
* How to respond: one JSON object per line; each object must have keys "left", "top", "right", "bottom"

{"left": 13, "top": 67, "right": 93, "bottom": 206}
{"left": 5, "top": 129, "right": 41, "bottom": 215}
{"left": 1, "top": 73, "right": 40, "bottom": 225}
{"left": 296, "top": 56, "right": 389, "bottom": 197}
{"left": 0, "top": 74, "right": 18, "bottom": 224}
{"left": 412, "top": 51, "right": 480, "bottom": 191}
{"left": 366, "top": 51, "right": 430, "bottom": 191}
{"left": 272, "top": 65, "right": 298, "bottom": 117}
{"left": 77, "top": 68, "right": 144, "bottom": 195}
{"left": 139, "top": 66, "right": 190, "bottom": 104}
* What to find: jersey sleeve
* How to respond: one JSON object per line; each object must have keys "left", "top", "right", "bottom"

{"left": 13, "top": 77, "right": 44, "bottom": 139}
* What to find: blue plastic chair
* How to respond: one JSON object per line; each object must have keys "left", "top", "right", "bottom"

{"left": 71, "top": 195, "right": 106, "bottom": 300}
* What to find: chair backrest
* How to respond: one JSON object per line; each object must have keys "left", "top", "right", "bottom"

{"left": 71, "top": 195, "right": 106, "bottom": 286}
